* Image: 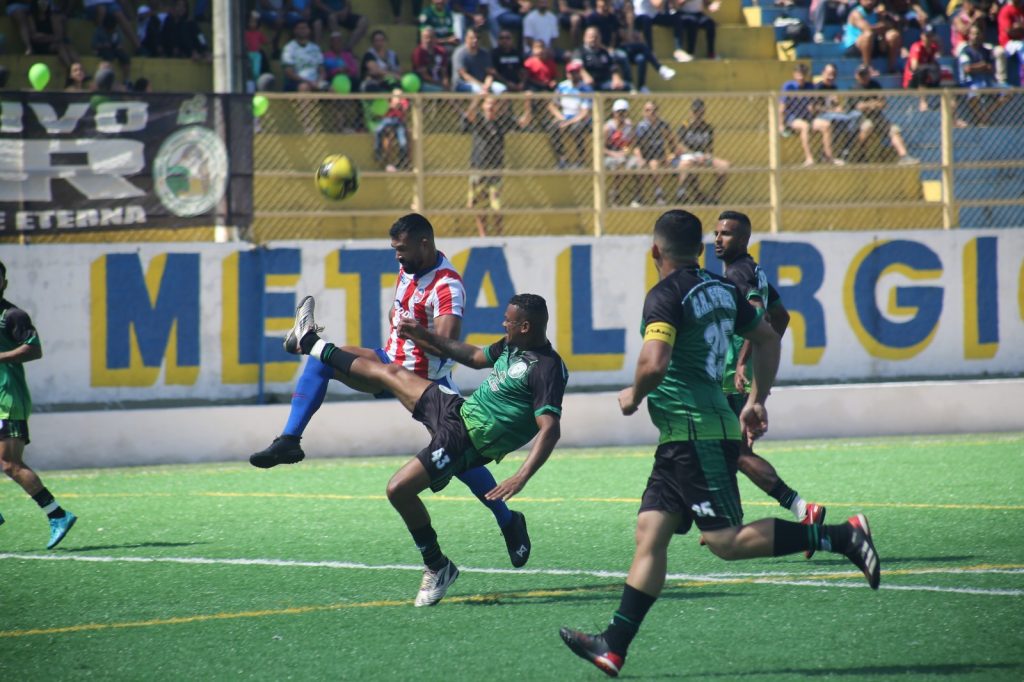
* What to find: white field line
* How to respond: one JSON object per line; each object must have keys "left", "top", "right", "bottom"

{"left": 1, "top": 553, "right": 1021, "bottom": 596}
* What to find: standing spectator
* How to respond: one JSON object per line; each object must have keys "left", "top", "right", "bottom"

{"left": 244, "top": 10, "right": 270, "bottom": 84}
{"left": 672, "top": 0, "right": 719, "bottom": 61}
{"left": 420, "top": 0, "right": 460, "bottom": 50}
{"left": 575, "top": 26, "right": 631, "bottom": 91}
{"left": 93, "top": 13, "right": 131, "bottom": 84}
{"left": 375, "top": 89, "right": 411, "bottom": 172}
{"left": 848, "top": 64, "right": 920, "bottom": 163}
{"left": 558, "top": 0, "right": 589, "bottom": 47}
{"left": 482, "top": 0, "right": 524, "bottom": 45}
{"left": 412, "top": 26, "right": 452, "bottom": 92}
{"left": 675, "top": 99, "right": 730, "bottom": 203}
{"left": 452, "top": 27, "right": 507, "bottom": 93}
{"left": 997, "top": 0, "right": 1024, "bottom": 84}
{"left": 618, "top": 1, "right": 676, "bottom": 91}
{"left": 313, "top": 0, "right": 368, "bottom": 49}
{"left": 904, "top": 24, "right": 942, "bottom": 111}
{"left": 604, "top": 98, "right": 641, "bottom": 205}
{"left": 842, "top": 0, "right": 902, "bottom": 73}
{"left": 524, "top": 37, "right": 559, "bottom": 91}
{"left": 282, "top": 20, "right": 327, "bottom": 91}
{"left": 65, "top": 61, "right": 90, "bottom": 92}
{"left": 525, "top": 0, "right": 561, "bottom": 53}
{"left": 778, "top": 63, "right": 818, "bottom": 166}
{"left": 83, "top": 0, "right": 140, "bottom": 50}
{"left": 323, "top": 31, "right": 360, "bottom": 85}
{"left": 810, "top": 0, "right": 853, "bottom": 44}
{"left": 632, "top": 100, "right": 676, "bottom": 204}
{"left": 546, "top": 60, "right": 593, "bottom": 168}
{"left": 462, "top": 94, "right": 533, "bottom": 236}
{"left": 361, "top": 30, "right": 402, "bottom": 92}
{"left": 491, "top": 30, "right": 528, "bottom": 91}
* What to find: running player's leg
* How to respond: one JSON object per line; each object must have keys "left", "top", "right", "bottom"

{"left": 0, "top": 435, "right": 76, "bottom": 549}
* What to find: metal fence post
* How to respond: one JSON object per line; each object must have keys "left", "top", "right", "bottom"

{"left": 940, "top": 89, "right": 956, "bottom": 230}
{"left": 591, "top": 95, "right": 606, "bottom": 237}
{"left": 767, "top": 93, "right": 782, "bottom": 234}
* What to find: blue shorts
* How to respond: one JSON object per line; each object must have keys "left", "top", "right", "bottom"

{"left": 373, "top": 348, "right": 458, "bottom": 398}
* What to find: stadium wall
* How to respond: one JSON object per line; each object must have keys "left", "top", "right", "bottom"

{"left": 24, "top": 378, "right": 1024, "bottom": 469}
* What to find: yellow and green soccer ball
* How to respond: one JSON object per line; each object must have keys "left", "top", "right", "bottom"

{"left": 315, "top": 154, "right": 359, "bottom": 201}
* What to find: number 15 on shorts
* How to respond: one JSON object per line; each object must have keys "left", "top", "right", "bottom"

{"left": 691, "top": 501, "right": 716, "bottom": 518}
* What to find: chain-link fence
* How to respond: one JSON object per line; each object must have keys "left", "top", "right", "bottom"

{"left": 249, "top": 88, "right": 1024, "bottom": 241}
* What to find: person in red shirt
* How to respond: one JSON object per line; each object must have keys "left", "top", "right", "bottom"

{"left": 903, "top": 23, "right": 942, "bottom": 110}
{"left": 524, "top": 38, "right": 559, "bottom": 91}
{"left": 412, "top": 26, "right": 450, "bottom": 92}
{"left": 997, "top": 0, "right": 1024, "bottom": 84}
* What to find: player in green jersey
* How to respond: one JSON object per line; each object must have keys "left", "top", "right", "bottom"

{"left": 716, "top": 211, "right": 825, "bottom": 556}
{"left": 283, "top": 292, "right": 568, "bottom": 607}
{"left": 560, "top": 211, "right": 880, "bottom": 678}
{"left": 0, "top": 260, "right": 77, "bottom": 549}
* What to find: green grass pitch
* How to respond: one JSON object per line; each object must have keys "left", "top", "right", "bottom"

{"left": 2, "top": 432, "right": 1023, "bottom": 680}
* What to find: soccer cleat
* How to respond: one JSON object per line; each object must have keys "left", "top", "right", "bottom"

{"left": 0, "top": 512, "right": 5, "bottom": 527}
{"left": 283, "top": 295, "right": 323, "bottom": 355}
{"left": 845, "top": 513, "right": 881, "bottom": 590}
{"left": 501, "top": 511, "right": 531, "bottom": 568}
{"left": 559, "top": 628, "right": 625, "bottom": 678}
{"left": 249, "top": 435, "right": 305, "bottom": 468}
{"left": 414, "top": 560, "right": 460, "bottom": 607}
{"left": 801, "top": 503, "right": 827, "bottom": 559}
{"left": 47, "top": 512, "right": 77, "bottom": 549}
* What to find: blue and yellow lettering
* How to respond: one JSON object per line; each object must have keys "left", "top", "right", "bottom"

{"left": 90, "top": 253, "right": 199, "bottom": 386}
{"left": 844, "top": 240, "right": 943, "bottom": 360}
{"left": 451, "top": 247, "right": 516, "bottom": 347}
{"left": 556, "top": 245, "right": 625, "bottom": 371}
{"left": 963, "top": 237, "right": 999, "bottom": 359}
{"left": 325, "top": 249, "right": 396, "bottom": 349}
{"left": 758, "top": 241, "right": 826, "bottom": 365}
{"left": 222, "top": 249, "right": 301, "bottom": 384}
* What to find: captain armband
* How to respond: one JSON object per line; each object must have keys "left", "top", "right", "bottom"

{"left": 643, "top": 322, "right": 677, "bottom": 346}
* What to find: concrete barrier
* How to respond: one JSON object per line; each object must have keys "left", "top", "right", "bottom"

{"left": 26, "top": 379, "right": 1024, "bottom": 470}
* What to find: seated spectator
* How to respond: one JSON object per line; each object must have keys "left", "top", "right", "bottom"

{"left": 361, "top": 30, "right": 403, "bottom": 92}
{"left": 93, "top": 13, "right": 131, "bottom": 84}
{"left": 997, "top": 0, "right": 1024, "bottom": 84}
{"left": 904, "top": 24, "right": 943, "bottom": 111}
{"left": 849, "top": 64, "right": 920, "bottom": 163}
{"left": 420, "top": 0, "right": 460, "bottom": 50}
{"left": 375, "top": 89, "right": 411, "bottom": 172}
{"left": 633, "top": 0, "right": 686, "bottom": 62}
{"left": 93, "top": 62, "right": 119, "bottom": 92}
{"left": 323, "top": 31, "right": 360, "bottom": 84}
{"left": 313, "top": 0, "right": 369, "bottom": 49}
{"left": 632, "top": 100, "right": 676, "bottom": 204}
{"left": 259, "top": 0, "right": 300, "bottom": 55}
{"left": 133, "top": 77, "right": 152, "bottom": 92}
{"left": 162, "top": 0, "right": 211, "bottom": 62}
{"left": 809, "top": 62, "right": 849, "bottom": 165}
{"left": 462, "top": 93, "right": 533, "bottom": 236}
{"left": 674, "top": 99, "right": 730, "bottom": 203}
{"left": 778, "top": 64, "right": 820, "bottom": 166}
{"left": 482, "top": 0, "right": 524, "bottom": 45}
{"left": 546, "top": 60, "right": 593, "bottom": 168}
{"left": 389, "top": 0, "right": 425, "bottom": 22}
{"left": 452, "top": 27, "right": 507, "bottom": 93}
{"left": 524, "top": 38, "right": 560, "bottom": 91}
{"left": 672, "top": 0, "right": 719, "bottom": 61}
{"left": 951, "top": 0, "right": 985, "bottom": 56}
{"left": 525, "top": 0, "right": 561, "bottom": 54}
{"left": 604, "top": 98, "right": 641, "bottom": 205}
{"left": 282, "top": 20, "right": 327, "bottom": 91}
{"left": 65, "top": 61, "right": 91, "bottom": 92}
{"left": 842, "top": 0, "right": 902, "bottom": 73}
{"left": 557, "top": 0, "right": 588, "bottom": 47}
{"left": 958, "top": 22, "right": 1008, "bottom": 124}
{"left": 491, "top": 30, "right": 527, "bottom": 91}
{"left": 575, "top": 27, "right": 631, "bottom": 91}
{"left": 9, "top": 0, "right": 76, "bottom": 69}
{"left": 615, "top": 1, "right": 677, "bottom": 91}
{"left": 452, "top": 0, "right": 487, "bottom": 41}
{"left": 244, "top": 10, "right": 271, "bottom": 83}
{"left": 412, "top": 26, "right": 451, "bottom": 92}
{"left": 83, "top": 0, "right": 140, "bottom": 50}
{"left": 810, "top": 0, "right": 853, "bottom": 44}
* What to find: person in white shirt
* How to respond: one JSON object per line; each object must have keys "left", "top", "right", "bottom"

{"left": 524, "top": 0, "right": 560, "bottom": 53}
{"left": 282, "top": 20, "right": 327, "bottom": 91}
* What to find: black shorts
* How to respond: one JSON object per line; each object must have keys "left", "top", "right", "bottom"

{"left": 0, "top": 418, "right": 30, "bottom": 444}
{"left": 639, "top": 440, "right": 743, "bottom": 533}
{"left": 726, "top": 392, "right": 746, "bottom": 419}
{"left": 412, "top": 383, "right": 488, "bottom": 492}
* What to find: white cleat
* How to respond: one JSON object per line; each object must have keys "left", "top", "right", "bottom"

{"left": 283, "top": 295, "right": 323, "bottom": 355}
{"left": 414, "top": 561, "right": 460, "bottom": 607}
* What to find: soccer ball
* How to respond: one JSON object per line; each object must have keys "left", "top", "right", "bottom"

{"left": 315, "top": 154, "right": 359, "bottom": 201}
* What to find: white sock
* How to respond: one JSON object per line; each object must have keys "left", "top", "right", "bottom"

{"left": 790, "top": 497, "right": 807, "bottom": 521}
{"left": 42, "top": 501, "right": 59, "bottom": 515}
{"left": 310, "top": 338, "right": 328, "bottom": 359}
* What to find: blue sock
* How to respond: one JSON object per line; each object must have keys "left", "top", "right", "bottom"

{"left": 456, "top": 466, "right": 513, "bottom": 528}
{"left": 282, "top": 356, "right": 334, "bottom": 437}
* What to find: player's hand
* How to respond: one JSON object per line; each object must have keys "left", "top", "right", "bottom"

{"left": 733, "top": 364, "right": 749, "bottom": 393}
{"left": 739, "top": 402, "right": 768, "bottom": 446}
{"left": 396, "top": 317, "right": 424, "bottom": 340}
{"left": 618, "top": 387, "right": 640, "bottom": 416}
{"left": 485, "top": 474, "right": 526, "bottom": 501}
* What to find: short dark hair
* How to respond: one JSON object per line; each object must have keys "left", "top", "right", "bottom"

{"left": 0, "top": 260, "right": 6, "bottom": 280}
{"left": 389, "top": 213, "right": 435, "bottom": 241}
{"left": 509, "top": 293, "right": 548, "bottom": 327}
{"left": 718, "top": 210, "right": 752, "bottom": 236}
{"left": 653, "top": 210, "right": 703, "bottom": 258}
{"left": 371, "top": 29, "right": 387, "bottom": 41}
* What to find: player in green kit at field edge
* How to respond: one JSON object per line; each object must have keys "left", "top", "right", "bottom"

{"left": 559, "top": 211, "right": 880, "bottom": 678}
{"left": 283, "top": 292, "right": 567, "bottom": 607}
{"left": 0, "top": 260, "right": 77, "bottom": 549}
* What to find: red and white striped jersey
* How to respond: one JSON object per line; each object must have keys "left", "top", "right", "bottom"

{"left": 382, "top": 252, "right": 465, "bottom": 381}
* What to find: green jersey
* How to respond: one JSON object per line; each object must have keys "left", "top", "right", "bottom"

{"left": 641, "top": 265, "right": 761, "bottom": 443}
{"left": 0, "top": 299, "right": 40, "bottom": 421}
{"left": 722, "top": 254, "right": 782, "bottom": 395}
{"left": 459, "top": 338, "right": 568, "bottom": 462}
{"left": 419, "top": 6, "right": 455, "bottom": 42}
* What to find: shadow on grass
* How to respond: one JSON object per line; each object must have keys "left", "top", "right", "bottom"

{"left": 625, "top": 662, "right": 1021, "bottom": 679}
{"left": 456, "top": 582, "right": 738, "bottom": 607}
{"left": 61, "top": 541, "right": 209, "bottom": 552}
{"left": 809, "top": 554, "right": 975, "bottom": 566}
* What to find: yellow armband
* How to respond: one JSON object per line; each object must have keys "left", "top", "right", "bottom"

{"left": 643, "top": 322, "right": 677, "bottom": 345}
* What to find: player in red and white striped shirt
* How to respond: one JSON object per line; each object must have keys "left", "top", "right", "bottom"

{"left": 249, "top": 213, "right": 532, "bottom": 567}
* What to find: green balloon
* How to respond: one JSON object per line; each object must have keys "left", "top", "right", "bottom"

{"left": 400, "top": 72, "right": 421, "bottom": 93}
{"left": 28, "top": 62, "right": 50, "bottom": 91}
{"left": 252, "top": 95, "right": 269, "bottom": 117}
{"left": 331, "top": 74, "right": 352, "bottom": 94}
{"left": 370, "top": 99, "right": 390, "bottom": 117}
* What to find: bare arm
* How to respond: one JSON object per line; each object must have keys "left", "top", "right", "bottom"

{"left": 619, "top": 338, "right": 671, "bottom": 415}
{"left": 0, "top": 343, "right": 42, "bottom": 364}
{"left": 485, "top": 413, "right": 561, "bottom": 500}
{"left": 396, "top": 317, "right": 491, "bottom": 369}
{"left": 737, "top": 318, "right": 781, "bottom": 444}
{"left": 406, "top": 313, "right": 463, "bottom": 358}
